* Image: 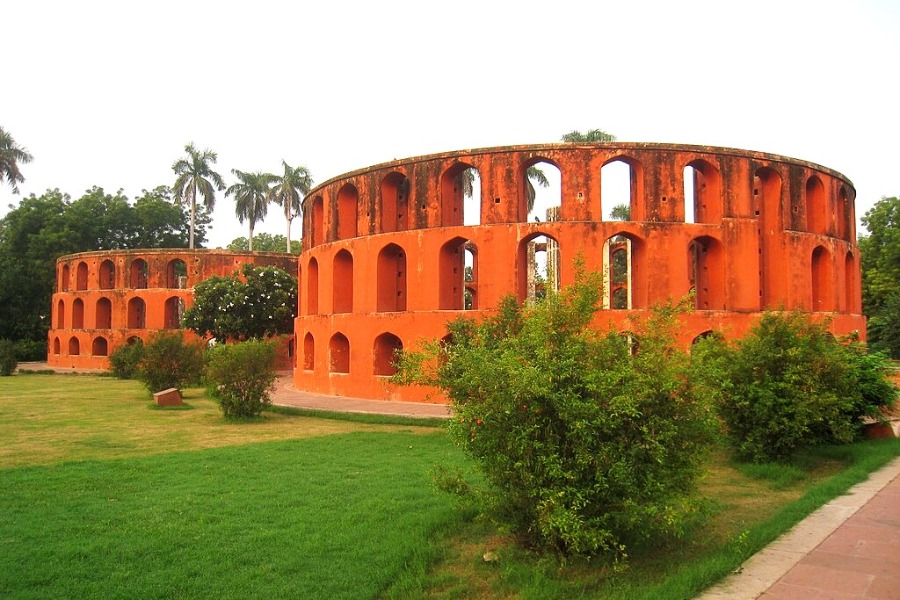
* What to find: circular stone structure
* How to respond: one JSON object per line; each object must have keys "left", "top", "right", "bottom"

{"left": 48, "top": 249, "right": 297, "bottom": 369}
{"left": 295, "top": 142, "right": 863, "bottom": 403}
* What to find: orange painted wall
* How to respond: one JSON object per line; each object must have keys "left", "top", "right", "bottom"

{"left": 48, "top": 249, "right": 297, "bottom": 370}
{"left": 294, "top": 143, "right": 865, "bottom": 403}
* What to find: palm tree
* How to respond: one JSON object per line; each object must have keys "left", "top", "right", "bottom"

{"left": 269, "top": 160, "right": 313, "bottom": 253}
{"left": 171, "top": 143, "right": 225, "bottom": 249}
{"left": 561, "top": 128, "right": 617, "bottom": 142}
{"left": 0, "top": 126, "right": 34, "bottom": 194}
{"left": 226, "top": 170, "right": 277, "bottom": 251}
{"left": 460, "top": 166, "right": 548, "bottom": 215}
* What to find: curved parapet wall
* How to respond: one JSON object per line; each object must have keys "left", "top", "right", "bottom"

{"left": 295, "top": 143, "right": 864, "bottom": 403}
{"left": 48, "top": 249, "right": 297, "bottom": 369}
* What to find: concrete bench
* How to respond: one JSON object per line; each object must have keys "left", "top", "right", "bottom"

{"left": 153, "top": 388, "right": 183, "bottom": 406}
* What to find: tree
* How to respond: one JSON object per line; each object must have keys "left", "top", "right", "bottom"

{"left": 226, "top": 170, "right": 276, "bottom": 251}
{"left": 206, "top": 340, "right": 278, "bottom": 419}
{"left": 227, "top": 233, "right": 299, "bottom": 254}
{"left": 0, "top": 126, "right": 33, "bottom": 194}
{"left": 133, "top": 186, "right": 205, "bottom": 248}
{"left": 460, "top": 166, "right": 548, "bottom": 215}
{"left": 859, "top": 196, "right": 900, "bottom": 357}
{"left": 171, "top": 143, "right": 225, "bottom": 249}
{"left": 182, "top": 264, "right": 297, "bottom": 342}
{"left": 269, "top": 160, "right": 313, "bottom": 253}
{"left": 609, "top": 204, "right": 631, "bottom": 221}
{"left": 561, "top": 128, "right": 617, "bottom": 143}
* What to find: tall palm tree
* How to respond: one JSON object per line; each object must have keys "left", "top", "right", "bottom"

{"left": 561, "top": 128, "right": 617, "bottom": 142}
{"left": 0, "top": 126, "right": 34, "bottom": 194}
{"left": 269, "top": 160, "right": 313, "bottom": 253}
{"left": 226, "top": 170, "right": 277, "bottom": 251}
{"left": 172, "top": 143, "right": 225, "bottom": 249}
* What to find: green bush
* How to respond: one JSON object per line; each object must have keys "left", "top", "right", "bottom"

{"left": 694, "top": 312, "right": 898, "bottom": 463}
{"left": 137, "top": 332, "right": 206, "bottom": 394}
{"left": 395, "top": 272, "right": 716, "bottom": 560}
{"left": 14, "top": 339, "right": 46, "bottom": 361}
{"left": 206, "top": 340, "right": 277, "bottom": 419}
{"left": 0, "top": 339, "right": 18, "bottom": 376}
{"left": 109, "top": 339, "right": 145, "bottom": 379}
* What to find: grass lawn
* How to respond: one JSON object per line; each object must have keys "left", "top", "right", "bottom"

{"left": 1, "top": 373, "right": 898, "bottom": 599}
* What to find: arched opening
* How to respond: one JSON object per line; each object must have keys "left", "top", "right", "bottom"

{"left": 61, "top": 264, "right": 70, "bottom": 292}
{"left": 333, "top": 250, "right": 353, "bottom": 313}
{"left": 329, "top": 333, "right": 350, "bottom": 374}
{"left": 807, "top": 176, "right": 827, "bottom": 235}
{"left": 56, "top": 299, "right": 65, "bottom": 328}
{"left": 440, "top": 163, "right": 481, "bottom": 226}
{"left": 691, "top": 330, "right": 721, "bottom": 346}
{"left": 53, "top": 337, "right": 60, "bottom": 355}
{"left": 688, "top": 236, "right": 726, "bottom": 310}
{"left": 75, "top": 262, "right": 88, "bottom": 291}
{"left": 164, "top": 296, "right": 185, "bottom": 329}
{"left": 464, "top": 246, "right": 477, "bottom": 310}
{"left": 307, "top": 258, "right": 319, "bottom": 315}
{"left": 602, "top": 233, "right": 645, "bottom": 309}
{"left": 72, "top": 298, "right": 85, "bottom": 328}
{"left": 99, "top": 260, "right": 115, "bottom": 289}
{"left": 68, "top": 337, "right": 80, "bottom": 356}
{"left": 520, "top": 158, "right": 560, "bottom": 223}
{"left": 755, "top": 167, "right": 784, "bottom": 308}
{"left": 95, "top": 298, "right": 112, "bottom": 329}
{"left": 600, "top": 158, "right": 639, "bottom": 221}
{"left": 683, "top": 160, "right": 722, "bottom": 224}
{"left": 611, "top": 287, "right": 628, "bottom": 310}
{"left": 127, "top": 297, "right": 146, "bottom": 329}
{"left": 303, "top": 332, "right": 315, "bottom": 371}
{"left": 836, "top": 187, "right": 849, "bottom": 241}
{"left": 377, "top": 243, "right": 407, "bottom": 312}
{"left": 812, "top": 246, "right": 833, "bottom": 311}
{"left": 844, "top": 251, "right": 857, "bottom": 313}
{"left": 167, "top": 259, "right": 187, "bottom": 289}
{"left": 130, "top": 259, "right": 148, "bottom": 289}
{"left": 439, "top": 237, "right": 477, "bottom": 310}
{"left": 381, "top": 172, "right": 411, "bottom": 233}
{"left": 311, "top": 195, "right": 324, "bottom": 246}
{"left": 517, "top": 232, "right": 561, "bottom": 303}
{"left": 91, "top": 337, "right": 108, "bottom": 356}
{"left": 337, "top": 183, "right": 359, "bottom": 240}
{"left": 373, "top": 332, "right": 403, "bottom": 376}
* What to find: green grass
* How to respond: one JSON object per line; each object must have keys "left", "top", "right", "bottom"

{"left": 1, "top": 373, "right": 898, "bottom": 599}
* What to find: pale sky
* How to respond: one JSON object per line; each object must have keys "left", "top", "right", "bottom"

{"left": 3, "top": 0, "right": 898, "bottom": 248}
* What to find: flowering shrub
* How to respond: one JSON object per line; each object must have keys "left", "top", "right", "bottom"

{"left": 394, "top": 271, "right": 715, "bottom": 559}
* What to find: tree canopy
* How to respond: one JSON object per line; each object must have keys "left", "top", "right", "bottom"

{"left": 0, "top": 126, "right": 33, "bottom": 194}
{"left": 859, "top": 196, "right": 900, "bottom": 357}
{"left": 269, "top": 160, "right": 313, "bottom": 253}
{"left": 227, "top": 233, "right": 299, "bottom": 254}
{"left": 226, "top": 170, "right": 277, "bottom": 251}
{"left": 172, "top": 143, "right": 225, "bottom": 249}
{"left": 561, "top": 129, "right": 617, "bottom": 143}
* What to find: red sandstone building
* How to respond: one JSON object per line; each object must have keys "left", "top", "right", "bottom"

{"left": 294, "top": 143, "right": 864, "bottom": 402}
{"left": 47, "top": 249, "right": 296, "bottom": 369}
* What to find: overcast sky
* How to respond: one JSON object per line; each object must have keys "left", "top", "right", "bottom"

{"left": 3, "top": 0, "right": 898, "bottom": 248}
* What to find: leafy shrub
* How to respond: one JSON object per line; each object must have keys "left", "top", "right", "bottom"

{"left": 395, "top": 272, "right": 715, "bottom": 559}
{"left": 14, "top": 339, "right": 46, "bottom": 361}
{"left": 693, "top": 312, "right": 898, "bottom": 463}
{"left": 137, "top": 332, "right": 206, "bottom": 393}
{"left": 109, "top": 339, "right": 145, "bottom": 379}
{"left": 0, "top": 339, "right": 17, "bottom": 376}
{"left": 206, "top": 340, "right": 277, "bottom": 419}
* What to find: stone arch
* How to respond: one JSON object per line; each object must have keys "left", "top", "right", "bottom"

{"left": 91, "top": 337, "right": 108, "bottom": 357}
{"left": 311, "top": 195, "right": 325, "bottom": 247}
{"left": 96, "top": 297, "right": 112, "bottom": 328}
{"left": 373, "top": 332, "right": 403, "bottom": 376}
{"left": 691, "top": 330, "right": 720, "bottom": 346}
{"left": 611, "top": 287, "right": 628, "bottom": 310}
{"left": 68, "top": 336, "right": 80, "bottom": 356}
{"left": 164, "top": 296, "right": 185, "bottom": 329}
{"left": 441, "top": 162, "right": 480, "bottom": 227}
{"left": 329, "top": 333, "right": 350, "bottom": 374}
{"left": 303, "top": 332, "right": 315, "bottom": 371}
{"left": 377, "top": 243, "right": 407, "bottom": 312}
{"left": 381, "top": 171, "right": 411, "bottom": 233}
{"left": 76, "top": 261, "right": 89, "bottom": 291}
{"left": 307, "top": 257, "right": 319, "bottom": 315}
{"left": 688, "top": 236, "right": 726, "bottom": 310}
{"left": 812, "top": 245, "right": 833, "bottom": 311}
{"left": 844, "top": 250, "right": 857, "bottom": 313}
{"left": 130, "top": 258, "right": 148, "bottom": 289}
{"left": 836, "top": 187, "right": 850, "bottom": 241}
{"left": 337, "top": 183, "right": 359, "bottom": 240}
{"left": 167, "top": 259, "right": 187, "bottom": 289}
{"left": 99, "top": 259, "right": 115, "bottom": 289}
{"left": 601, "top": 156, "right": 643, "bottom": 221}
{"left": 333, "top": 250, "right": 353, "bottom": 314}
{"left": 53, "top": 337, "right": 61, "bottom": 355}
{"left": 807, "top": 176, "right": 827, "bottom": 235}
{"left": 127, "top": 297, "right": 146, "bottom": 329}
{"left": 61, "top": 264, "right": 70, "bottom": 292}
{"left": 57, "top": 299, "right": 65, "bottom": 328}
{"left": 519, "top": 157, "right": 561, "bottom": 223}
{"left": 72, "top": 298, "right": 85, "bottom": 328}
{"left": 602, "top": 232, "right": 647, "bottom": 309}
{"left": 755, "top": 167, "right": 785, "bottom": 308}
{"left": 684, "top": 159, "right": 722, "bottom": 224}
{"left": 517, "top": 231, "right": 561, "bottom": 303}
{"left": 439, "top": 237, "right": 477, "bottom": 310}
